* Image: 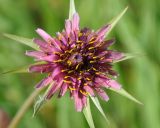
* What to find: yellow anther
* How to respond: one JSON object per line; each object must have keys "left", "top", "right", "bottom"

{"left": 92, "top": 67, "right": 97, "bottom": 71}
{"left": 63, "top": 80, "right": 72, "bottom": 84}
{"left": 78, "top": 77, "right": 81, "bottom": 80}
{"left": 84, "top": 83, "right": 88, "bottom": 86}
{"left": 77, "top": 40, "right": 82, "bottom": 43}
{"left": 100, "top": 57, "right": 105, "bottom": 60}
{"left": 86, "top": 78, "right": 91, "bottom": 81}
{"left": 80, "top": 90, "right": 88, "bottom": 96}
{"left": 95, "top": 72, "right": 100, "bottom": 75}
{"left": 75, "top": 63, "right": 81, "bottom": 70}
{"left": 61, "top": 69, "right": 68, "bottom": 72}
{"left": 69, "top": 86, "right": 76, "bottom": 91}
{"left": 68, "top": 70, "right": 74, "bottom": 74}
{"left": 67, "top": 60, "right": 72, "bottom": 66}
{"left": 53, "top": 59, "right": 63, "bottom": 63}
{"left": 88, "top": 47, "right": 95, "bottom": 50}
{"left": 78, "top": 32, "right": 83, "bottom": 37}
{"left": 53, "top": 52, "right": 61, "bottom": 55}
{"left": 64, "top": 76, "right": 70, "bottom": 79}
{"left": 89, "top": 41, "right": 95, "bottom": 44}
{"left": 90, "top": 60, "right": 96, "bottom": 63}
{"left": 93, "top": 56, "right": 98, "bottom": 59}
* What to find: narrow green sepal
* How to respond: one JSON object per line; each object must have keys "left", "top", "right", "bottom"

{"left": 83, "top": 98, "right": 95, "bottom": 128}
{"left": 109, "top": 88, "right": 143, "bottom": 105}
{"left": 3, "top": 33, "right": 38, "bottom": 50}
{"left": 90, "top": 96, "right": 110, "bottom": 125}
{"left": 69, "top": 0, "right": 76, "bottom": 20}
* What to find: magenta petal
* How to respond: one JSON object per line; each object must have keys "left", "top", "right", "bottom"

{"left": 29, "top": 64, "right": 55, "bottom": 73}
{"left": 51, "top": 67, "right": 61, "bottom": 79}
{"left": 96, "top": 89, "right": 109, "bottom": 101}
{"left": 74, "top": 91, "right": 83, "bottom": 112}
{"left": 65, "top": 20, "right": 72, "bottom": 35}
{"left": 37, "top": 55, "right": 58, "bottom": 62}
{"left": 72, "top": 13, "right": 80, "bottom": 31}
{"left": 82, "top": 96, "right": 87, "bottom": 107}
{"left": 33, "top": 38, "right": 58, "bottom": 52}
{"left": 36, "top": 28, "right": 52, "bottom": 42}
{"left": 96, "top": 25, "right": 111, "bottom": 40}
{"left": 84, "top": 86, "right": 95, "bottom": 96}
{"left": 26, "top": 51, "right": 46, "bottom": 58}
{"left": 59, "top": 83, "right": 68, "bottom": 97}
{"left": 36, "top": 77, "right": 52, "bottom": 88}
{"left": 110, "top": 51, "right": 124, "bottom": 61}
{"left": 108, "top": 80, "right": 121, "bottom": 89}
{"left": 46, "top": 80, "right": 63, "bottom": 99}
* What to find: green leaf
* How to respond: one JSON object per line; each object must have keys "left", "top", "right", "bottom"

{"left": 109, "top": 88, "right": 143, "bottom": 105}
{"left": 83, "top": 98, "right": 95, "bottom": 128}
{"left": 69, "top": 0, "right": 76, "bottom": 20}
{"left": 3, "top": 33, "right": 38, "bottom": 50}
{"left": 1, "top": 65, "right": 29, "bottom": 75}
{"left": 90, "top": 96, "right": 110, "bottom": 125}
{"left": 33, "top": 94, "right": 46, "bottom": 117}
{"left": 113, "top": 53, "right": 142, "bottom": 63}
{"left": 33, "top": 83, "right": 53, "bottom": 117}
{"left": 0, "top": 62, "right": 46, "bottom": 75}
{"left": 105, "top": 6, "right": 128, "bottom": 37}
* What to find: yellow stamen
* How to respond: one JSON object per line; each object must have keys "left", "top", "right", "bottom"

{"left": 68, "top": 70, "right": 74, "bottom": 74}
{"left": 86, "top": 77, "right": 91, "bottom": 81}
{"left": 80, "top": 90, "right": 88, "bottom": 96}
{"left": 64, "top": 76, "right": 70, "bottom": 79}
{"left": 53, "top": 59, "right": 63, "bottom": 63}
{"left": 75, "top": 63, "right": 81, "bottom": 70}
{"left": 69, "top": 86, "right": 76, "bottom": 91}
{"left": 61, "top": 69, "right": 68, "bottom": 72}
{"left": 67, "top": 60, "right": 72, "bottom": 66}
{"left": 88, "top": 47, "right": 95, "bottom": 50}
{"left": 63, "top": 80, "right": 72, "bottom": 84}
{"left": 90, "top": 60, "right": 96, "bottom": 63}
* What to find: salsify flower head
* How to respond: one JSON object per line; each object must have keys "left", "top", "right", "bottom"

{"left": 26, "top": 12, "right": 125, "bottom": 112}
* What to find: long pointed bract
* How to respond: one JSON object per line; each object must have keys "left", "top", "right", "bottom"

{"left": 69, "top": 0, "right": 76, "bottom": 20}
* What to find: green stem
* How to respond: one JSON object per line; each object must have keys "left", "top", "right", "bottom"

{"left": 8, "top": 88, "right": 42, "bottom": 128}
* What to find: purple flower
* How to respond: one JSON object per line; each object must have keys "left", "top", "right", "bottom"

{"left": 26, "top": 13, "right": 125, "bottom": 112}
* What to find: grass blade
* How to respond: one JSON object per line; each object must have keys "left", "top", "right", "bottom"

{"left": 69, "top": 0, "right": 76, "bottom": 20}
{"left": 83, "top": 98, "right": 95, "bottom": 128}
{"left": 105, "top": 6, "right": 128, "bottom": 37}
{"left": 90, "top": 96, "right": 110, "bottom": 125}
{"left": 3, "top": 33, "right": 38, "bottom": 50}
{"left": 109, "top": 88, "right": 143, "bottom": 105}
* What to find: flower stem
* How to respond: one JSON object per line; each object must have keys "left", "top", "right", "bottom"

{"left": 8, "top": 88, "right": 42, "bottom": 128}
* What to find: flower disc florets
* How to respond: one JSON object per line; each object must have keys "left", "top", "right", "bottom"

{"left": 26, "top": 13, "right": 124, "bottom": 111}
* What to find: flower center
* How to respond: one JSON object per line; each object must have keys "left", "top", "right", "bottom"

{"left": 67, "top": 53, "right": 83, "bottom": 66}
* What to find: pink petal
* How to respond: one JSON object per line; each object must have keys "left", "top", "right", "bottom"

{"left": 72, "top": 13, "right": 80, "bottom": 31}
{"left": 73, "top": 91, "right": 83, "bottom": 112}
{"left": 108, "top": 80, "right": 121, "bottom": 89}
{"left": 37, "top": 55, "right": 58, "bottom": 62}
{"left": 96, "top": 88, "right": 109, "bottom": 101}
{"left": 36, "top": 28, "right": 52, "bottom": 42}
{"left": 65, "top": 20, "right": 72, "bottom": 35}
{"left": 110, "top": 51, "right": 124, "bottom": 61}
{"left": 59, "top": 83, "right": 68, "bottom": 97}
{"left": 46, "top": 80, "right": 63, "bottom": 99}
{"left": 33, "top": 38, "right": 59, "bottom": 52}
{"left": 96, "top": 25, "right": 111, "bottom": 40}
{"left": 82, "top": 96, "right": 87, "bottom": 107}
{"left": 29, "top": 64, "right": 55, "bottom": 73}
{"left": 35, "top": 77, "right": 52, "bottom": 88}
{"left": 26, "top": 51, "right": 46, "bottom": 58}
{"left": 84, "top": 86, "right": 95, "bottom": 96}
{"left": 51, "top": 67, "right": 61, "bottom": 79}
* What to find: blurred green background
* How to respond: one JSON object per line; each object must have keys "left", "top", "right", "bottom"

{"left": 0, "top": 0, "right": 160, "bottom": 128}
